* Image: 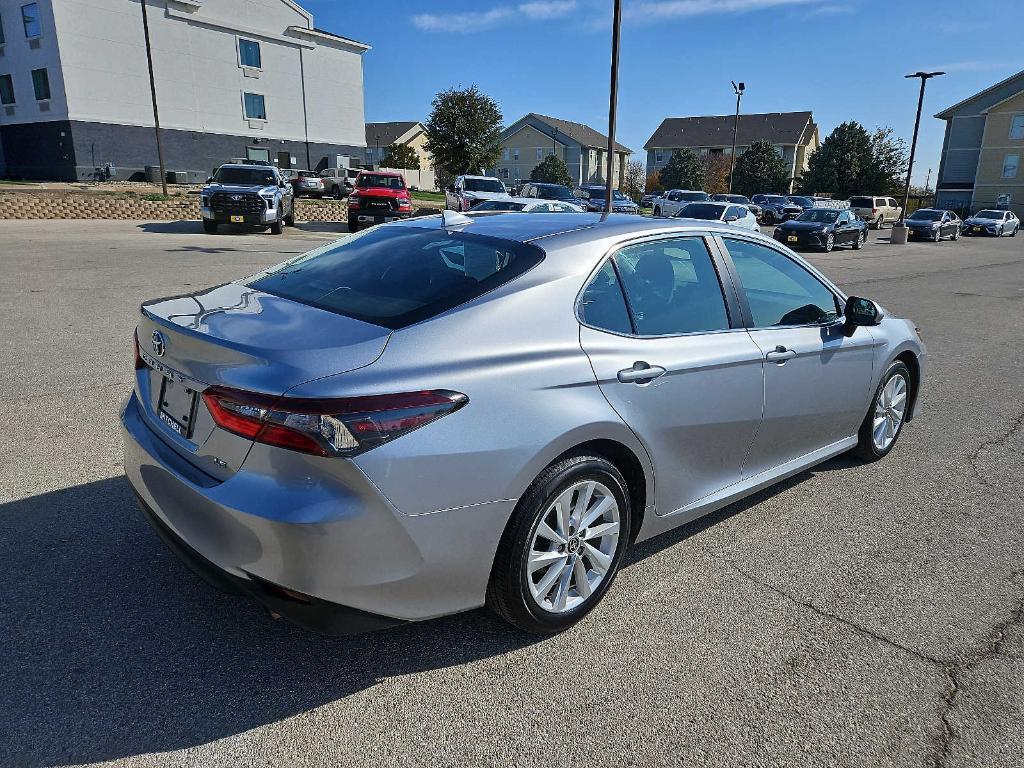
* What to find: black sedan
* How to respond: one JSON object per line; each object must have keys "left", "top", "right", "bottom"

{"left": 905, "top": 208, "right": 961, "bottom": 241}
{"left": 773, "top": 208, "right": 867, "bottom": 252}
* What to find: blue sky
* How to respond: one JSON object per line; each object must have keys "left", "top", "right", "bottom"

{"left": 306, "top": 0, "right": 1024, "bottom": 185}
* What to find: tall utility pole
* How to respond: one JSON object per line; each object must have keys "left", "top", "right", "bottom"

{"left": 899, "top": 71, "right": 944, "bottom": 223}
{"left": 728, "top": 81, "right": 745, "bottom": 193}
{"left": 603, "top": 0, "right": 623, "bottom": 214}
{"left": 139, "top": 0, "right": 167, "bottom": 196}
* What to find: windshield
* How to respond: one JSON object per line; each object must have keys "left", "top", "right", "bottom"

{"left": 534, "top": 184, "right": 573, "bottom": 198}
{"left": 765, "top": 195, "right": 788, "bottom": 205}
{"left": 788, "top": 196, "right": 813, "bottom": 207}
{"left": 973, "top": 210, "right": 1004, "bottom": 219}
{"left": 585, "top": 189, "right": 628, "bottom": 201}
{"left": 679, "top": 192, "right": 710, "bottom": 202}
{"left": 472, "top": 201, "right": 527, "bottom": 211}
{"left": 797, "top": 210, "right": 839, "bottom": 223}
{"left": 357, "top": 174, "right": 405, "bottom": 190}
{"left": 908, "top": 209, "right": 943, "bottom": 221}
{"left": 214, "top": 167, "right": 276, "bottom": 186}
{"left": 248, "top": 226, "right": 544, "bottom": 330}
{"left": 464, "top": 178, "right": 505, "bottom": 193}
{"left": 677, "top": 203, "right": 724, "bottom": 220}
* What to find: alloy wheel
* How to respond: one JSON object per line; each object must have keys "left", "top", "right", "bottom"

{"left": 527, "top": 480, "right": 621, "bottom": 614}
{"left": 872, "top": 373, "right": 908, "bottom": 452}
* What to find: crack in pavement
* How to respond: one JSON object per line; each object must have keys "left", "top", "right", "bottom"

{"left": 710, "top": 554, "right": 1024, "bottom": 767}
{"left": 967, "top": 409, "right": 1024, "bottom": 489}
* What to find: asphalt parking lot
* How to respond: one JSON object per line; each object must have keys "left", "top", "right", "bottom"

{"left": 1, "top": 218, "right": 1022, "bottom": 768}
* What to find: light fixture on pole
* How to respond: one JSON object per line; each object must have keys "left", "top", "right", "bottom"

{"left": 139, "top": 0, "right": 167, "bottom": 196}
{"left": 603, "top": 0, "right": 623, "bottom": 214}
{"left": 893, "top": 71, "right": 944, "bottom": 243}
{"left": 728, "top": 80, "right": 745, "bottom": 193}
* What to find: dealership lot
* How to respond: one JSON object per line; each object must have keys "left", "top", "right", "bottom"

{"left": 1, "top": 220, "right": 1022, "bottom": 767}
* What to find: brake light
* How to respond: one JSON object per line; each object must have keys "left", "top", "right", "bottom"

{"left": 872, "top": 208, "right": 877, "bottom": 214}
{"left": 134, "top": 331, "right": 146, "bottom": 371}
{"left": 201, "top": 387, "right": 468, "bottom": 457}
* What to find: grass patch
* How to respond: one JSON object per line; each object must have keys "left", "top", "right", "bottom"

{"left": 412, "top": 190, "right": 445, "bottom": 203}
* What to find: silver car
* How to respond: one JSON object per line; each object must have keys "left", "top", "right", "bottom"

{"left": 123, "top": 213, "right": 925, "bottom": 635}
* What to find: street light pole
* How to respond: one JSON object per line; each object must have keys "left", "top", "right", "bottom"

{"left": 603, "top": 0, "right": 623, "bottom": 214}
{"left": 728, "top": 80, "right": 744, "bottom": 193}
{"left": 899, "top": 71, "right": 944, "bottom": 224}
{"left": 139, "top": 0, "right": 167, "bottom": 196}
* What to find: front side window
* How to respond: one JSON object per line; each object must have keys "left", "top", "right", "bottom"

{"left": 243, "top": 92, "right": 266, "bottom": 120}
{"left": 247, "top": 226, "right": 544, "bottom": 330}
{"left": 21, "top": 3, "right": 39, "bottom": 37}
{"left": 1009, "top": 114, "right": 1024, "bottom": 140}
{"left": 0, "top": 13, "right": 6, "bottom": 44}
{"left": 614, "top": 237, "right": 730, "bottom": 336}
{"left": 0, "top": 74, "right": 14, "bottom": 105}
{"left": 31, "top": 67, "right": 49, "bottom": 100}
{"left": 723, "top": 238, "right": 839, "bottom": 327}
{"left": 1002, "top": 154, "right": 1019, "bottom": 178}
{"left": 580, "top": 261, "right": 633, "bottom": 335}
{"left": 239, "top": 38, "right": 262, "bottom": 68}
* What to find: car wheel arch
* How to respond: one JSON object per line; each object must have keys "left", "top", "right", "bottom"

{"left": 894, "top": 350, "right": 922, "bottom": 422}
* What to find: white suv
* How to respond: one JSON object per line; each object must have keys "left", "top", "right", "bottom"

{"left": 445, "top": 175, "right": 510, "bottom": 212}
{"left": 320, "top": 168, "right": 360, "bottom": 199}
{"left": 849, "top": 196, "right": 902, "bottom": 229}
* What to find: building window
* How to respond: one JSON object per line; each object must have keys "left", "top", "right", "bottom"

{"left": 536, "top": 148, "right": 543, "bottom": 161}
{"left": 502, "top": 148, "right": 509, "bottom": 162}
{"left": 239, "top": 38, "right": 261, "bottom": 69}
{"left": 0, "top": 13, "right": 6, "bottom": 45}
{"left": 655, "top": 150, "right": 664, "bottom": 163}
{"left": 1002, "top": 154, "right": 1020, "bottom": 179}
{"left": 0, "top": 74, "right": 14, "bottom": 105}
{"left": 512, "top": 148, "right": 519, "bottom": 161}
{"left": 1010, "top": 115, "right": 1024, "bottom": 140}
{"left": 31, "top": 67, "right": 49, "bottom": 100}
{"left": 21, "top": 3, "right": 40, "bottom": 38}
{"left": 243, "top": 92, "right": 266, "bottom": 120}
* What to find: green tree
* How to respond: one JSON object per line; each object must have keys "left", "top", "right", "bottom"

{"left": 658, "top": 148, "right": 704, "bottom": 190}
{"left": 382, "top": 143, "right": 421, "bottom": 171}
{"left": 863, "top": 127, "right": 908, "bottom": 196}
{"left": 731, "top": 139, "right": 790, "bottom": 196}
{"left": 798, "top": 121, "right": 873, "bottom": 197}
{"left": 423, "top": 85, "right": 504, "bottom": 179}
{"left": 530, "top": 155, "right": 573, "bottom": 187}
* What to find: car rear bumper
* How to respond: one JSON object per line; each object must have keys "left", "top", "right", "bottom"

{"left": 120, "top": 390, "right": 510, "bottom": 632}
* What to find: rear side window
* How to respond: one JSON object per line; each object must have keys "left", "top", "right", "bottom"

{"left": 248, "top": 226, "right": 544, "bottom": 329}
{"left": 614, "top": 237, "right": 730, "bottom": 336}
{"left": 580, "top": 262, "right": 633, "bottom": 335}
{"left": 849, "top": 197, "right": 871, "bottom": 208}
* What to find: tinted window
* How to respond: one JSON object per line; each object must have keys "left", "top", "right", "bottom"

{"left": 788, "top": 196, "right": 813, "bottom": 207}
{"left": 0, "top": 75, "right": 14, "bottom": 105}
{"left": 472, "top": 201, "right": 526, "bottom": 211}
{"left": 679, "top": 191, "right": 709, "bottom": 202}
{"left": 243, "top": 92, "right": 266, "bottom": 120}
{"left": 247, "top": 226, "right": 544, "bottom": 330}
{"left": 849, "top": 197, "right": 872, "bottom": 208}
{"left": 677, "top": 203, "right": 723, "bottom": 220}
{"left": 357, "top": 174, "right": 405, "bottom": 189}
{"left": 614, "top": 237, "right": 730, "bottom": 336}
{"left": 214, "top": 167, "right": 275, "bottom": 185}
{"left": 908, "top": 209, "right": 942, "bottom": 221}
{"left": 797, "top": 210, "right": 839, "bottom": 223}
{"left": 21, "top": 3, "right": 40, "bottom": 37}
{"left": 464, "top": 178, "right": 505, "bottom": 193}
{"left": 31, "top": 67, "right": 49, "bottom": 100}
{"left": 580, "top": 262, "right": 632, "bottom": 335}
{"left": 239, "top": 39, "right": 262, "bottom": 68}
{"left": 723, "top": 238, "right": 839, "bottom": 327}
{"left": 975, "top": 210, "right": 1004, "bottom": 219}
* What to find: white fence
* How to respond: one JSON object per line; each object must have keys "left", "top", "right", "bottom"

{"left": 376, "top": 166, "right": 437, "bottom": 191}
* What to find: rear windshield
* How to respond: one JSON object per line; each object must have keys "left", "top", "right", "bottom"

{"left": 908, "top": 209, "right": 943, "bottom": 221}
{"left": 357, "top": 174, "right": 405, "bottom": 190}
{"left": 214, "top": 167, "right": 276, "bottom": 186}
{"left": 247, "top": 226, "right": 544, "bottom": 329}
{"left": 677, "top": 203, "right": 723, "bottom": 219}
{"left": 849, "top": 197, "right": 872, "bottom": 208}
{"left": 464, "top": 178, "right": 505, "bottom": 193}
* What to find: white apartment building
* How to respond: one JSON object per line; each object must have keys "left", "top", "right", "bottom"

{"left": 0, "top": 0, "right": 368, "bottom": 181}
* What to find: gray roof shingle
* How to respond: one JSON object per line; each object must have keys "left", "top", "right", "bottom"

{"left": 644, "top": 111, "right": 814, "bottom": 150}
{"left": 516, "top": 113, "right": 632, "bottom": 153}
{"left": 365, "top": 122, "right": 421, "bottom": 147}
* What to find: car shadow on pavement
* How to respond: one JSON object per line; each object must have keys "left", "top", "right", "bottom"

{"left": 0, "top": 476, "right": 542, "bottom": 767}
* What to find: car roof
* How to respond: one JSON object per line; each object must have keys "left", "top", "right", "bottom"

{"left": 358, "top": 170, "right": 403, "bottom": 177}
{"left": 388, "top": 211, "right": 756, "bottom": 245}
{"left": 462, "top": 174, "right": 500, "bottom": 180}
{"left": 221, "top": 163, "right": 275, "bottom": 171}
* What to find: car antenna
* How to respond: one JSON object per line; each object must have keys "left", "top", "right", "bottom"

{"left": 441, "top": 209, "right": 474, "bottom": 229}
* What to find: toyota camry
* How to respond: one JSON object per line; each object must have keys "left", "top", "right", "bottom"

{"left": 123, "top": 211, "right": 925, "bottom": 635}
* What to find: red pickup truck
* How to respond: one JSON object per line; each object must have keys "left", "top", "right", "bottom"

{"left": 347, "top": 171, "right": 413, "bottom": 232}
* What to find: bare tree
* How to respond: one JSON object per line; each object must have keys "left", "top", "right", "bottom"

{"left": 620, "top": 160, "right": 646, "bottom": 202}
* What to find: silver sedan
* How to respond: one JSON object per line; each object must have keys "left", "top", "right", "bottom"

{"left": 123, "top": 212, "right": 925, "bottom": 635}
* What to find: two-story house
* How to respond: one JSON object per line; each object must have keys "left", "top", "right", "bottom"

{"left": 0, "top": 0, "right": 368, "bottom": 181}
{"left": 491, "top": 113, "right": 631, "bottom": 189}
{"left": 934, "top": 69, "right": 1024, "bottom": 218}
{"left": 644, "top": 111, "right": 819, "bottom": 192}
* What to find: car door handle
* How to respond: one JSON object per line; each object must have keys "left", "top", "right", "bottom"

{"left": 765, "top": 345, "right": 797, "bottom": 363}
{"left": 617, "top": 362, "right": 667, "bottom": 384}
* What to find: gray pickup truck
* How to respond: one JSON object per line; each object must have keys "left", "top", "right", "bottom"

{"left": 200, "top": 163, "right": 295, "bottom": 234}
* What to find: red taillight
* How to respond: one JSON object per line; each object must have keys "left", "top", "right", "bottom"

{"left": 872, "top": 208, "right": 877, "bottom": 214}
{"left": 134, "top": 331, "right": 146, "bottom": 370}
{"left": 201, "top": 387, "right": 468, "bottom": 457}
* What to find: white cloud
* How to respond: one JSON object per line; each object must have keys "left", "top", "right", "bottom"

{"left": 412, "top": 1, "right": 577, "bottom": 32}
{"left": 625, "top": 0, "right": 824, "bottom": 22}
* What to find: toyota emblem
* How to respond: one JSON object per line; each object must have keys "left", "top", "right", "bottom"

{"left": 151, "top": 330, "right": 167, "bottom": 357}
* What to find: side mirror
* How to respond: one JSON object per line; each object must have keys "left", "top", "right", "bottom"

{"left": 843, "top": 296, "right": 882, "bottom": 335}
{"left": 207, "top": 176, "right": 215, "bottom": 184}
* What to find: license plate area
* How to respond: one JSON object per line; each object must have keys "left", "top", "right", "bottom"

{"left": 158, "top": 377, "right": 198, "bottom": 439}
{"left": 787, "top": 235, "right": 798, "bottom": 242}
{"left": 231, "top": 215, "right": 245, "bottom": 223}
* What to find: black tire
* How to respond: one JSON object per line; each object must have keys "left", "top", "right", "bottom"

{"left": 331, "top": 185, "right": 343, "bottom": 200}
{"left": 284, "top": 210, "right": 296, "bottom": 227}
{"left": 875, "top": 216, "right": 884, "bottom": 230}
{"left": 853, "top": 230, "right": 864, "bottom": 250}
{"left": 270, "top": 219, "right": 284, "bottom": 235}
{"left": 852, "top": 360, "right": 912, "bottom": 462}
{"left": 487, "top": 454, "right": 632, "bottom": 634}
{"left": 823, "top": 233, "right": 835, "bottom": 253}
{"left": 951, "top": 227, "right": 959, "bottom": 241}
{"left": 202, "top": 219, "right": 218, "bottom": 234}
{"left": 653, "top": 207, "right": 661, "bottom": 217}
{"left": 347, "top": 219, "right": 358, "bottom": 233}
